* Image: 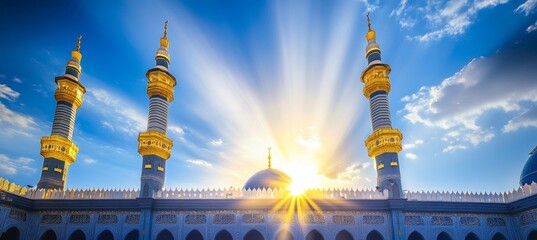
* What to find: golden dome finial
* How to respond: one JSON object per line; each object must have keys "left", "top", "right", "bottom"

{"left": 160, "top": 20, "right": 170, "bottom": 48}
{"left": 163, "top": 20, "right": 168, "bottom": 38}
{"left": 76, "top": 35, "right": 82, "bottom": 52}
{"left": 365, "top": 12, "right": 376, "bottom": 41}
{"left": 267, "top": 147, "right": 272, "bottom": 168}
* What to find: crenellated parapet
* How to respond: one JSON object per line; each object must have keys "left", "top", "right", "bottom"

{"left": 365, "top": 128, "right": 403, "bottom": 158}
{"left": 146, "top": 69, "right": 176, "bottom": 102}
{"left": 360, "top": 64, "right": 391, "bottom": 98}
{"left": 138, "top": 131, "right": 173, "bottom": 160}
{"left": 54, "top": 78, "right": 86, "bottom": 109}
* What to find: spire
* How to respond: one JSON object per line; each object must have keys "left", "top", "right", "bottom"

{"left": 365, "top": 13, "right": 376, "bottom": 41}
{"left": 71, "top": 35, "right": 82, "bottom": 62}
{"left": 267, "top": 147, "right": 272, "bottom": 168}
{"left": 160, "top": 20, "right": 169, "bottom": 48}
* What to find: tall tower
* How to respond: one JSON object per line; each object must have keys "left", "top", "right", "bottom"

{"left": 360, "top": 14, "right": 403, "bottom": 198}
{"left": 37, "top": 36, "right": 86, "bottom": 189}
{"left": 138, "top": 21, "right": 176, "bottom": 197}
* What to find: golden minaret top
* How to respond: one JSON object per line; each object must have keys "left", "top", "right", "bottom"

{"left": 160, "top": 20, "right": 169, "bottom": 48}
{"left": 366, "top": 13, "right": 376, "bottom": 41}
{"left": 71, "top": 35, "right": 82, "bottom": 61}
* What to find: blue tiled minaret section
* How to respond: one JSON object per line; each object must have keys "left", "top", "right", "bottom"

{"left": 37, "top": 36, "right": 86, "bottom": 189}
{"left": 361, "top": 17, "right": 404, "bottom": 199}
{"left": 138, "top": 21, "right": 176, "bottom": 198}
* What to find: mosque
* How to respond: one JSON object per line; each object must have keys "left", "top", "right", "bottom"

{"left": 1, "top": 17, "right": 537, "bottom": 240}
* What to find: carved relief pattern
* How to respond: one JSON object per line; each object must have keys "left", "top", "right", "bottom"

{"left": 432, "top": 216, "right": 453, "bottom": 226}
{"left": 404, "top": 216, "right": 424, "bottom": 225}
{"left": 272, "top": 214, "right": 295, "bottom": 224}
{"left": 242, "top": 214, "right": 265, "bottom": 224}
{"left": 156, "top": 214, "right": 177, "bottom": 224}
{"left": 69, "top": 214, "right": 90, "bottom": 224}
{"left": 304, "top": 214, "right": 326, "bottom": 224}
{"left": 520, "top": 212, "right": 537, "bottom": 225}
{"left": 333, "top": 215, "right": 355, "bottom": 224}
{"left": 125, "top": 215, "right": 140, "bottom": 224}
{"left": 186, "top": 214, "right": 207, "bottom": 224}
{"left": 460, "top": 217, "right": 480, "bottom": 226}
{"left": 98, "top": 214, "right": 119, "bottom": 224}
{"left": 362, "top": 215, "right": 385, "bottom": 224}
{"left": 214, "top": 214, "right": 235, "bottom": 224}
{"left": 41, "top": 215, "right": 62, "bottom": 224}
{"left": 486, "top": 217, "right": 506, "bottom": 227}
{"left": 8, "top": 209, "right": 27, "bottom": 221}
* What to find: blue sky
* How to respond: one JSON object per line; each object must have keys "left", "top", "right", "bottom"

{"left": 0, "top": 0, "right": 536, "bottom": 193}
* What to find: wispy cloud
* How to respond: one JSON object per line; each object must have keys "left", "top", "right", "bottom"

{"left": 405, "top": 152, "right": 418, "bottom": 160}
{"left": 503, "top": 105, "right": 537, "bottom": 132}
{"left": 322, "top": 162, "right": 370, "bottom": 182}
{"left": 186, "top": 159, "right": 212, "bottom": 167}
{"left": 0, "top": 154, "right": 36, "bottom": 175}
{"left": 403, "top": 139, "right": 424, "bottom": 149}
{"left": 210, "top": 139, "right": 223, "bottom": 146}
{"left": 391, "top": 0, "right": 509, "bottom": 41}
{"left": 516, "top": 0, "right": 537, "bottom": 15}
{"left": 81, "top": 156, "right": 97, "bottom": 165}
{"left": 0, "top": 102, "right": 35, "bottom": 129}
{"left": 527, "top": 20, "right": 537, "bottom": 33}
{"left": 12, "top": 77, "right": 22, "bottom": 84}
{"left": 0, "top": 84, "right": 20, "bottom": 101}
{"left": 401, "top": 37, "right": 537, "bottom": 151}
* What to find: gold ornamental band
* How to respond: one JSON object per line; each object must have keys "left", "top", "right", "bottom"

{"left": 146, "top": 70, "right": 176, "bottom": 102}
{"left": 138, "top": 130, "right": 173, "bottom": 160}
{"left": 361, "top": 64, "right": 392, "bottom": 98}
{"left": 40, "top": 135, "right": 79, "bottom": 164}
{"left": 365, "top": 128, "right": 403, "bottom": 157}
{"left": 54, "top": 79, "right": 85, "bottom": 109}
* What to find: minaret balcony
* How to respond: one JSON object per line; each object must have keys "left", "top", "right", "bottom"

{"left": 54, "top": 79, "right": 85, "bottom": 109}
{"left": 138, "top": 131, "right": 173, "bottom": 159}
{"left": 365, "top": 128, "right": 403, "bottom": 157}
{"left": 146, "top": 70, "right": 176, "bottom": 102}
{"left": 40, "top": 135, "right": 79, "bottom": 164}
{"left": 361, "top": 65, "right": 392, "bottom": 98}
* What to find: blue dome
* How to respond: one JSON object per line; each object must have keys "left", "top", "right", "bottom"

{"left": 243, "top": 168, "right": 292, "bottom": 190}
{"left": 520, "top": 147, "right": 537, "bottom": 186}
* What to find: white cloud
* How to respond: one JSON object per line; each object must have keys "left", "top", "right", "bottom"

{"left": 295, "top": 127, "right": 321, "bottom": 149}
{"left": 0, "top": 102, "right": 35, "bottom": 129}
{"left": 168, "top": 126, "right": 185, "bottom": 135}
{"left": 405, "top": 153, "right": 418, "bottom": 160}
{"left": 12, "top": 77, "right": 22, "bottom": 84}
{"left": 402, "top": 49, "right": 537, "bottom": 151}
{"left": 186, "top": 159, "right": 212, "bottom": 167}
{"left": 443, "top": 145, "right": 467, "bottom": 152}
{"left": 403, "top": 139, "right": 424, "bottom": 149}
{"left": 0, "top": 84, "right": 20, "bottom": 101}
{"left": 322, "top": 162, "right": 370, "bottom": 181}
{"left": 0, "top": 154, "right": 36, "bottom": 175}
{"left": 210, "top": 139, "right": 223, "bottom": 146}
{"left": 391, "top": 0, "right": 509, "bottom": 41}
{"left": 516, "top": 0, "right": 537, "bottom": 16}
{"left": 82, "top": 157, "right": 97, "bottom": 165}
{"left": 86, "top": 88, "right": 146, "bottom": 136}
{"left": 527, "top": 20, "right": 537, "bottom": 33}
{"left": 503, "top": 105, "right": 537, "bottom": 132}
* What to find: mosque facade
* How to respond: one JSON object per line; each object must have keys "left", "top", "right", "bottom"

{"left": 1, "top": 19, "right": 537, "bottom": 240}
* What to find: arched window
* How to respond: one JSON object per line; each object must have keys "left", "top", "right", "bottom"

{"left": 408, "top": 231, "right": 424, "bottom": 240}
{"left": 243, "top": 230, "right": 264, "bottom": 240}
{"left": 125, "top": 230, "right": 139, "bottom": 240}
{"left": 186, "top": 230, "right": 204, "bottom": 240}
{"left": 157, "top": 229, "right": 174, "bottom": 240}
{"left": 464, "top": 232, "right": 479, "bottom": 240}
{"left": 528, "top": 230, "right": 537, "bottom": 240}
{"left": 335, "top": 230, "right": 353, "bottom": 240}
{"left": 69, "top": 230, "right": 86, "bottom": 240}
{"left": 436, "top": 232, "right": 452, "bottom": 240}
{"left": 305, "top": 230, "right": 324, "bottom": 240}
{"left": 215, "top": 230, "right": 233, "bottom": 240}
{"left": 41, "top": 230, "right": 57, "bottom": 240}
{"left": 0, "top": 227, "right": 20, "bottom": 240}
{"left": 491, "top": 233, "right": 506, "bottom": 240}
{"left": 97, "top": 230, "right": 114, "bottom": 240}
{"left": 366, "top": 230, "right": 384, "bottom": 240}
{"left": 275, "top": 230, "right": 293, "bottom": 240}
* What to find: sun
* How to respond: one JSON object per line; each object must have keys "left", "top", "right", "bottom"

{"left": 286, "top": 165, "right": 321, "bottom": 196}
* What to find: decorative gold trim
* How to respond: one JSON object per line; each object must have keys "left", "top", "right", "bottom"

{"left": 41, "top": 135, "right": 78, "bottom": 164}
{"left": 390, "top": 161, "right": 398, "bottom": 167}
{"left": 42, "top": 167, "right": 49, "bottom": 171}
{"left": 144, "top": 164, "right": 152, "bottom": 169}
{"left": 138, "top": 131, "right": 173, "bottom": 159}
{"left": 53, "top": 167, "right": 63, "bottom": 173}
{"left": 360, "top": 64, "right": 391, "bottom": 98}
{"left": 377, "top": 163, "right": 385, "bottom": 170}
{"left": 157, "top": 166, "right": 164, "bottom": 172}
{"left": 55, "top": 79, "right": 86, "bottom": 109}
{"left": 146, "top": 70, "right": 176, "bottom": 102}
{"left": 365, "top": 128, "right": 403, "bottom": 157}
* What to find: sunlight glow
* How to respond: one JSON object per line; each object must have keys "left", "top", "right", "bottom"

{"left": 286, "top": 165, "right": 321, "bottom": 196}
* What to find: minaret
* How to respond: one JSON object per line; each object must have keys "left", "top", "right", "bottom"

{"left": 360, "top": 14, "right": 404, "bottom": 198}
{"left": 138, "top": 21, "right": 176, "bottom": 197}
{"left": 37, "top": 36, "right": 86, "bottom": 189}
